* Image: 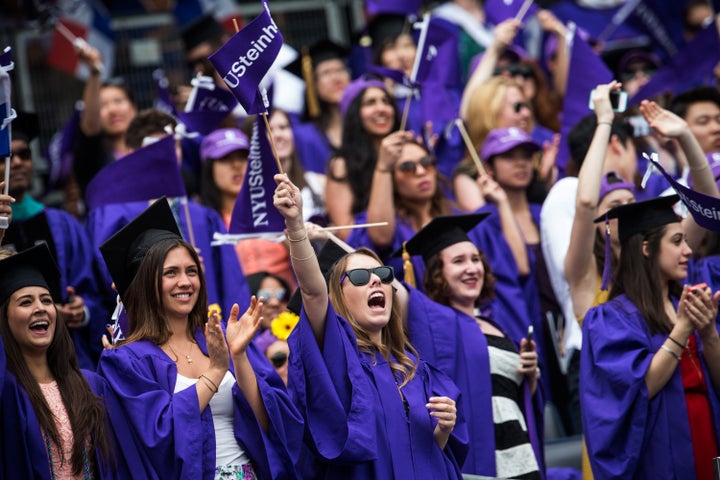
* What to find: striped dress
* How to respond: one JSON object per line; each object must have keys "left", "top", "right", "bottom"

{"left": 485, "top": 334, "right": 541, "bottom": 480}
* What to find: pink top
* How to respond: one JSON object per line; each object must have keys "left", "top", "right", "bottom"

{"left": 39, "top": 381, "right": 84, "bottom": 479}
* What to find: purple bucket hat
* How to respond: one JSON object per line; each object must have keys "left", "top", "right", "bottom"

{"left": 598, "top": 171, "right": 635, "bottom": 202}
{"left": 200, "top": 128, "right": 249, "bottom": 162}
{"left": 480, "top": 127, "right": 540, "bottom": 161}
{"left": 339, "top": 76, "right": 387, "bottom": 116}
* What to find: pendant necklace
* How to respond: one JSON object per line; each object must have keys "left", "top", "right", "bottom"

{"left": 167, "top": 341, "right": 195, "bottom": 365}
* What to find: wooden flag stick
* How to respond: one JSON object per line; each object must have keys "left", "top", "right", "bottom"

{"left": 320, "top": 222, "right": 389, "bottom": 232}
{"left": 399, "top": 93, "right": 413, "bottom": 132}
{"left": 454, "top": 119, "right": 486, "bottom": 176}
{"left": 514, "top": 0, "right": 534, "bottom": 22}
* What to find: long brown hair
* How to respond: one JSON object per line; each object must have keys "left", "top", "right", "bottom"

{"left": 423, "top": 248, "right": 496, "bottom": 309}
{"left": 610, "top": 224, "right": 683, "bottom": 334}
{"left": 121, "top": 238, "right": 208, "bottom": 345}
{"left": 0, "top": 297, "right": 112, "bottom": 475}
{"left": 327, "top": 248, "right": 417, "bottom": 387}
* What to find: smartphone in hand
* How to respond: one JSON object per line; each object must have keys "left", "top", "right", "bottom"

{"left": 589, "top": 89, "right": 628, "bottom": 113}
{"left": 524, "top": 325, "right": 534, "bottom": 352}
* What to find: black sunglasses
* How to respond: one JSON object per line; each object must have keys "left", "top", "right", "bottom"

{"left": 494, "top": 63, "right": 533, "bottom": 79}
{"left": 396, "top": 155, "right": 436, "bottom": 174}
{"left": 340, "top": 266, "right": 395, "bottom": 286}
{"left": 513, "top": 102, "right": 530, "bottom": 114}
{"left": 270, "top": 352, "right": 288, "bottom": 368}
{"left": 12, "top": 148, "right": 31, "bottom": 160}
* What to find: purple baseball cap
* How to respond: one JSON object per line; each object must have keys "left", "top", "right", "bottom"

{"left": 200, "top": 128, "right": 249, "bottom": 162}
{"left": 339, "top": 76, "right": 387, "bottom": 116}
{"left": 480, "top": 127, "right": 540, "bottom": 161}
{"left": 253, "top": 329, "right": 279, "bottom": 354}
{"left": 598, "top": 171, "right": 634, "bottom": 202}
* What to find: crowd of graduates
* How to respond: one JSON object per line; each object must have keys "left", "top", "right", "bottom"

{"left": 2, "top": 0, "right": 720, "bottom": 478}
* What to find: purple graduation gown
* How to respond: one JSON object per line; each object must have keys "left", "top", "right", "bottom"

{"left": 6, "top": 207, "right": 106, "bottom": 369}
{"left": 288, "top": 302, "right": 468, "bottom": 479}
{"left": 96, "top": 329, "right": 304, "bottom": 480}
{"left": 0, "top": 337, "right": 138, "bottom": 479}
{"left": 292, "top": 120, "right": 334, "bottom": 175}
{"left": 86, "top": 200, "right": 250, "bottom": 319}
{"left": 581, "top": 295, "right": 720, "bottom": 479}
{"left": 406, "top": 287, "right": 545, "bottom": 477}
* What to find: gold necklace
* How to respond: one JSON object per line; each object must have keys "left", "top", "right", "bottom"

{"left": 166, "top": 341, "right": 195, "bottom": 365}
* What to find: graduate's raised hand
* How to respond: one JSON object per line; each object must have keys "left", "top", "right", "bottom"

{"left": 591, "top": 81, "right": 621, "bottom": 122}
{"left": 377, "top": 130, "right": 414, "bottom": 173}
{"left": 477, "top": 172, "right": 507, "bottom": 205}
{"left": 74, "top": 40, "right": 104, "bottom": 75}
{"left": 205, "top": 310, "right": 230, "bottom": 372}
{"left": 639, "top": 100, "right": 689, "bottom": 139}
{"left": 225, "top": 298, "right": 264, "bottom": 358}
{"left": 274, "top": 173, "right": 303, "bottom": 228}
{"left": 539, "top": 133, "right": 560, "bottom": 185}
{"left": 491, "top": 18, "right": 522, "bottom": 53}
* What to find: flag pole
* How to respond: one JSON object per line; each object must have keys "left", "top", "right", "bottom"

{"left": 231, "top": 17, "right": 284, "bottom": 175}
{"left": 454, "top": 119, "right": 486, "bottom": 176}
{"left": 400, "top": 13, "right": 431, "bottom": 133}
{"left": 514, "top": 0, "right": 534, "bottom": 22}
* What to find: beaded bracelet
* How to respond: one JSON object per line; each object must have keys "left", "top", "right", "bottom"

{"left": 660, "top": 345, "right": 681, "bottom": 361}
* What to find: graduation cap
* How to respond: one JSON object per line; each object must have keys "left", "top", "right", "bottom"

{"left": 99, "top": 198, "right": 182, "bottom": 302}
{"left": 0, "top": 243, "right": 62, "bottom": 307}
{"left": 594, "top": 194, "right": 680, "bottom": 290}
{"left": 286, "top": 239, "right": 347, "bottom": 315}
{"left": 593, "top": 194, "right": 680, "bottom": 244}
{"left": 286, "top": 39, "right": 350, "bottom": 118}
{"left": 12, "top": 111, "right": 40, "bottom": 143}
{"left": 180, "top": 14, "right": 226, "bottom": 53}
{"left": 392, "top": 213, "right": 490, "bottom": 263}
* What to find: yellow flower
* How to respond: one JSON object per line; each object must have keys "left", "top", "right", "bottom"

{"left": 207, "top": 304, "right": 222, "bottom": 318}
{"left": 271, "top": 311, "right": 299, "bottom": 341}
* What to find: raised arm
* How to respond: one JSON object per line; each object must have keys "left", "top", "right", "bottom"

{"left": 460, "top": 18, "right": 522, "bottom": 120}
{"left": 76, "top": 42, "right": 105, "bottom": 137}
{"left": 565, "top": 81, "right": 619, "bottom": 319}
{"left": 274, "top": 174, "right": 328, "bottom": 345}
{"left": 638, "top": 99, "right": 720, "bottom": 251}
{"left": 537, "top": 10, "right": 569, "bottom": 97}
{"left": 366, "top": 131, "right": 415, "bottom": 249}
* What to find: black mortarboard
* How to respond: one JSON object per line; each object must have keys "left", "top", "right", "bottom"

{"left": 286, "top": 39, "right": 350, "bottom": 78}
{"left": 99, "top": 198, "right": 182, "bottom": 302}
{"left": 12, "top": 111, "right": 40, "bottom": 143}
{"left": 180, "top": 14, "right": 226, "bottom": 52}
{"left": 286, "top": 240, "right": 347, "bottom": 315}
{"left": 392, "top": 214, "right": 490, "bottom": 263}
{"left": 0, "top": 243, "right": 62, "bottom": 307}
{"left": 593, "top": 194, "right": 680, "bottom": 244}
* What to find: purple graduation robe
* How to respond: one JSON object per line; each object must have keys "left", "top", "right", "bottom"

{"left": 581, "top": 294, "right": 720, "bottom": 479}
{"left": 292, "top": 120, "right": 334, "bottom": 175}
{"left": 406, "top": 287, "right": 545, "bottom": 477}
{"left": 96, "top": 328, "right": 304, "bottom": 480}
{"left": 0, "top": 337, "right": 138, "bottom": 479}
{"left": 86, "top": 200, "right": 250, "bottom": 319}
{"left": 288, "top": 302, "right": 468, "bottom": 479}
{"left": 5, "top": 207, "right": 106, "bottom": 369}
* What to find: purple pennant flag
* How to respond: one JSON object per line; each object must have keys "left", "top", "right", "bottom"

{"left": 153, "top": 69, "right": 177, "bottom": 117}
{"left": 556, "top": 26, "right": 613, "bottom": 174}
{"left": 414, "top": 17, "right": 460, "bottom": 88}
{"left": 0, "top": 47, "right": 14, "bottom": 159}
{"left": 366, "top": 0, "right": 422, "bottom": 15}
{"left": 208, "top": 1, "right": 283, "bottom": 115}
{"left": 46, "top": 102, "right": 82, "bottom": 188}
{"left": 631, "top": 20, "right": 720, "bottom": 103}
{"left": 228, "top": 115, "right": 284, "bottom": 235}
{"left": 85, "top": 135, "right": 186, "bottom": 211}
{"left": 647, "top": 154, "right": 720, "bottom": 232}
{"left": 485, "top": 0, "right": 539, "bottom": 24}
{"left": 366, "top": 64, "right": 414, "bottom": 88}
{"left": 178, "top": 75, "right": 238, "bottom": 135}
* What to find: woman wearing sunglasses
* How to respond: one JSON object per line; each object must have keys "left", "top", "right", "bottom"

{"left": 273, "top": 174, "right": 468, "bottom": 479}
{"left": 346, "top": 137, "right": 459, "bottom": 283}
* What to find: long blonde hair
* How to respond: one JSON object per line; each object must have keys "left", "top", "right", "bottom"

{"left": 327, "top": 248, "right": 418, "bottom": 387}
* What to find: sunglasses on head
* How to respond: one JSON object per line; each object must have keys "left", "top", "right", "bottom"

{"left": 513, "top": 102, "right": 530, "bottom": 114}
{"left": 257, "top": 289, "right": 287, "bottom": 302}
{"left": 270, "top": 351, "right": 288, "bottom": 368}
{"left": 494, "top": 64, "right": 533, "bottom": 79}
{"left": 12, "top": 148, "right": 31, "bottom": 160}
{"left": 396, "top": 155, "right": 436, "bottom": 174}
{"left": 340, "top": 266, "right": 395, "bottom": 286}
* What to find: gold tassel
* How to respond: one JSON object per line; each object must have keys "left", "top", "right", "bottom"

{"left": 301, "top": 46, "right": 320, "bottom": 119}
{"left": 401, "top": 242, "right": 416, "bottom": 288}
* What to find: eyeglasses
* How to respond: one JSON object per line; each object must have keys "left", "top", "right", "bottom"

{"left": 257, "top": 289, "right": 287, "bottom": 302}
{"left": 340, "top": 266, "right": 395, "bottom": 286}
{"left": 494, "top": 64, "right": 533, "bottom": 79}
{"left": 513, "top": 102, "right": 531, "bottom": 114}
{"left": 270, "top": 351, "right": 288, "bottom": 368}
{"left": 396, "top": 155, "right": 436, "bottom": 174}
{"left": 12, "top": 148, "right": 31, "bottom": 160}
{"left": 620, "top": 67, "right": 656, "bottom": 82}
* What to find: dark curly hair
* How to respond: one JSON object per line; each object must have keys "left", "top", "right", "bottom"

{"left": 422, "top": 247, "right": 496, "bottom": 309}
